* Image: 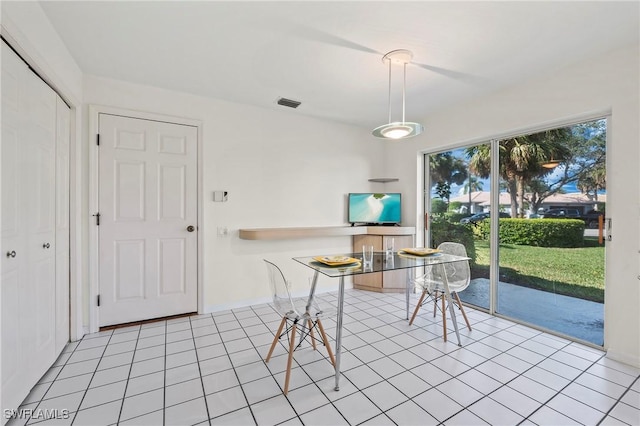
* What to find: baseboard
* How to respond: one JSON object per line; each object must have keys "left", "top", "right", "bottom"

{"left": 204, "top": 284, "right": 353, "bottom": 314}
{"left": 205, "top": 296, "right": 273, "bottom": 313}
{"left": 70, "top": 326, "right": 89, "bottom": 342}
{"left": 605, "top": 348, "right": 640, "bottom": 369}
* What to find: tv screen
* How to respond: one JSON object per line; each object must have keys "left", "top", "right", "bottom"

{"left": 348, "top": 193, "right": 401, "bottom": 225}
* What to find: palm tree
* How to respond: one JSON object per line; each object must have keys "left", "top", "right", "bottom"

{"left": 463, "top": 175, "right": 484, "bottom": 213}
{"left": 429, "top": 153, "right": 468, "bottom": 204}
{"left": 466, "top": 130, "right": 571, "bottom": 217}
{"left": 577, "top": 165, "right": 606, "bottom": 202}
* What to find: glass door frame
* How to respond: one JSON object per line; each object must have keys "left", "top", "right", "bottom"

{"left": 420, "top": 113, "right": 608, "bottom": 348}
{"left": 422, "top": 141, "right": 499, "bottom": 315}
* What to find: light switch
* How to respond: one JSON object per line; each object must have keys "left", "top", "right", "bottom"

{"left": 213, "top": 191, "right": 228, "bottom": 202}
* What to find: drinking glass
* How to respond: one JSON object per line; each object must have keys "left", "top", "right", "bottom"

{"left": 362, "top": 245, "right": 374, "bottom": 268}
{"left": 385, "top": 238, "right": 395, "bottom": 257}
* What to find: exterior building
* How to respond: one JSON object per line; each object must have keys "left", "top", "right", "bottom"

{"left": 450, "top": 191, "right": 606, "bottom": 216}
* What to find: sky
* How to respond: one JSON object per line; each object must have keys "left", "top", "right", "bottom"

{"left": 433, "top": 152, "right": 587, "bottom": 199}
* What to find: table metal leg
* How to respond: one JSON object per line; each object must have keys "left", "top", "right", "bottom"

{"left": 440, "top": 264, "right": 462, "bottom": 346}
{"left": 405, "top": 268, "right": 411, "bottom": 320}
{"left": 334, "top": 275, "right": 345, "bottom": 391}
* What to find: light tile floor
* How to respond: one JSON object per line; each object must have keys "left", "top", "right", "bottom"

{"left": 8, "top": 289, "right": 640, "bottom": 426}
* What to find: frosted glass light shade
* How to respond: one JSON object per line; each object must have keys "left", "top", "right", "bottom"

{"left": 541, "top": 160, "right": 560, "bottom": 169}
{"left": 372, "top": 122, "right": 423, "bottom": 139}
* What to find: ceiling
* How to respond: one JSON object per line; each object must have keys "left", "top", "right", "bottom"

{"left": 40, "top": 1, "right": 639, "bottom": 130}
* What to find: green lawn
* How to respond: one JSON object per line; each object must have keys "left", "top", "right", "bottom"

{"left": 472, "top": 238, "right": 605, "bottom": 303}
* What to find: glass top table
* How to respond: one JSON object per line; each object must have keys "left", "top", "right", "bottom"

{"left": 293, "top": 251, "right": 468, "bottom": 277}
{"left": 293, "top": 250, "right": 470, "bottom": 391}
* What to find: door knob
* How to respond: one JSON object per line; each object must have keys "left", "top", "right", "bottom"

{"left": 43, "top": 243, "right": 51, "bottom": 249}
{"left": 6, "top": 251, "right": 16, "bottom": 258}
{"left": 187, "top": 225, "right": 195, "bottom": 232}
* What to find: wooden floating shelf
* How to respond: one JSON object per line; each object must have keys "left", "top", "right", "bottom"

{"left": 239, "top": 226, "right": 415, "bottom": 240}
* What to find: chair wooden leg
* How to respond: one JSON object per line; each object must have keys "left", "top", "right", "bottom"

{"left": 454, "top": 292, "right": 472, "bottom": 331}
{"left": 409, "top": 290, "right": 427, "bottom": 325}
{"left": 283, "top": 322, "right": 297, "bottom": 395}
{"left": 442, "top": 293, "right": 447, "bottom": 342}
{"left": 308, "top": 319, "right": 317, "bottom": 350}
{"left": 266, "top": 317, "right": 287, "bottom": 363}
{"left": 316, "top": 319, "right": 336, "bottom": 367}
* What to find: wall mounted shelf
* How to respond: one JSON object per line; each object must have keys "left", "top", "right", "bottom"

{"left": 239, "top": 226, "right": 415, "bottom": 240}
{"left": 368, "top": 178, "right": 399, "bottom": 183}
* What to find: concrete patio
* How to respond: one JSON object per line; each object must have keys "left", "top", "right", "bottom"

{"left": 459, "top": 278, "right": 604, "bottom": 346}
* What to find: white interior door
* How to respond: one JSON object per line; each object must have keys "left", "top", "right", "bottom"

{"left": 1, "top": 40, "right": 30, "bottom": 416}
{"left": 2, "top": 41, "right": 58, "bottom": 416}
{"left": 26, "top": 65, "right": 57, "bottom": 372}
{"left": 98, "top": 114, "right": 198, "bottom": 327}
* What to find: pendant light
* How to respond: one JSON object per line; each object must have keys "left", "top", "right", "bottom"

{"left": 541, "top": 159, "right": 561, "bottom": 169}
{"left": 372, "top": 49, "right": 423, "bottom": 140}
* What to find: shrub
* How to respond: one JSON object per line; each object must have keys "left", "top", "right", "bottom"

{"left": 431, "top": 199, "right": 448, "bottom": 214}
{"left": 475, "top": 218, "right": 585, "bottom": 247}
{"left": 445, "top": 212, "right": 469, "bottom": 223}
{"left": 448, "top": 201, "right": 463, "bottom": 212}
{"left": 430, "top": 217, "right": 477, "bottom": 266}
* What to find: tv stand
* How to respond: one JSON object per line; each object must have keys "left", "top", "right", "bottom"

{"left": 352, "top": 228, "right": 415, "bottom": 293}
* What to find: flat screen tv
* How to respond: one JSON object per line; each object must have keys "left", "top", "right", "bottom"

{"left": 348, "top": 193, "right": 401, "bottom": 225}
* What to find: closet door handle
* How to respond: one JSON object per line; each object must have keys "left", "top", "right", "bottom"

{"left": 6, "top": 251, "right": 16, "bottom": 258}
{"left": 43, "top": 243, "right": 51, "bottom": 249}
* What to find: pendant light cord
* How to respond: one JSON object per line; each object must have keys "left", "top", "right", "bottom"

{"left": 402, "top": 62, "right": 406, "bottom": 125}
{"left": 387, "top": 58, "right": 392, "bottom": 124}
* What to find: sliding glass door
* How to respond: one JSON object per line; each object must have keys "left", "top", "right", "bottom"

{"left": 424, "top": 143, "right": 492, "bottom": 311}
{"left": 423, "top": 118, "right": 606, "bottom": 346}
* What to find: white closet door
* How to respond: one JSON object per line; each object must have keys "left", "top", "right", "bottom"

{"left": 23, "top": 65, "right": 57, "bottom": 392}
{"left": 55, "top": 97, "right": 70, "bottom": 353}
{"left": 98, "top": 114, "right": 198, "bottom": 326}
{"left": 25, "top": 65, "right": 57, "bottom": 376}
{"left": 1, "top": 40, "right": 30, "bottom": 416}
{"left": 1, "top": 41, "right": 60, "bottom": 416}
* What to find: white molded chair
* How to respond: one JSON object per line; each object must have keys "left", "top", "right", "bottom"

{"left": 409, "top": 242, "right": 472, "bottom": 341}
{"left": 263, "top": 259, "right": 336, "bottom": 395}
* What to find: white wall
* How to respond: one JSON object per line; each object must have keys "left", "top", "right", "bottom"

{"left": 385, "top": 44, "right": 640, "bottom": 366}
{"left": 83, "top": 75, "right": 387, "bottom": 315}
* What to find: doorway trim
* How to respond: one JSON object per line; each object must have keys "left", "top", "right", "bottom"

{"left": 88, "top": 105, "right": 204, "bottom": 333}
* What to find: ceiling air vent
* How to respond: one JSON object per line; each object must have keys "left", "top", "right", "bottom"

{"left": 277, "top": 97, "right": 301, "bottom": 109}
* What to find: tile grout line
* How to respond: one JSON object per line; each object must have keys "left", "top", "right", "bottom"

{"left": 597, "top": 375, "right": 640, "bottom": 425}
{"left": 115, "top": 324, "right": 142, "bottom": 425}
{"left": 464, "top": 319, "right": 611, "bottom": 424}
{"left": 406, "top": 313, "right": 563, "bottom": 424}
{"left": 67, "top": 330, "right": 115, "bottom": 425}
{"left": 247, "top": 301, "right": 354, "bottom": 425}
{"left": 162, "top": 321, "right": 167, "bottom": 426}
{"left": 20, "top": 289, "right": 637, "bottom": 426}
{"left": 188, "top": 314, "right": 214, "bottom": 426}
{"left": 209, "top": 309, "right": 258, "bottom": 425}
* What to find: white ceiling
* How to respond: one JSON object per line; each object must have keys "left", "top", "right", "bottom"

{"left": 40, "top": 1, "right": 639, "bottom": 130}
